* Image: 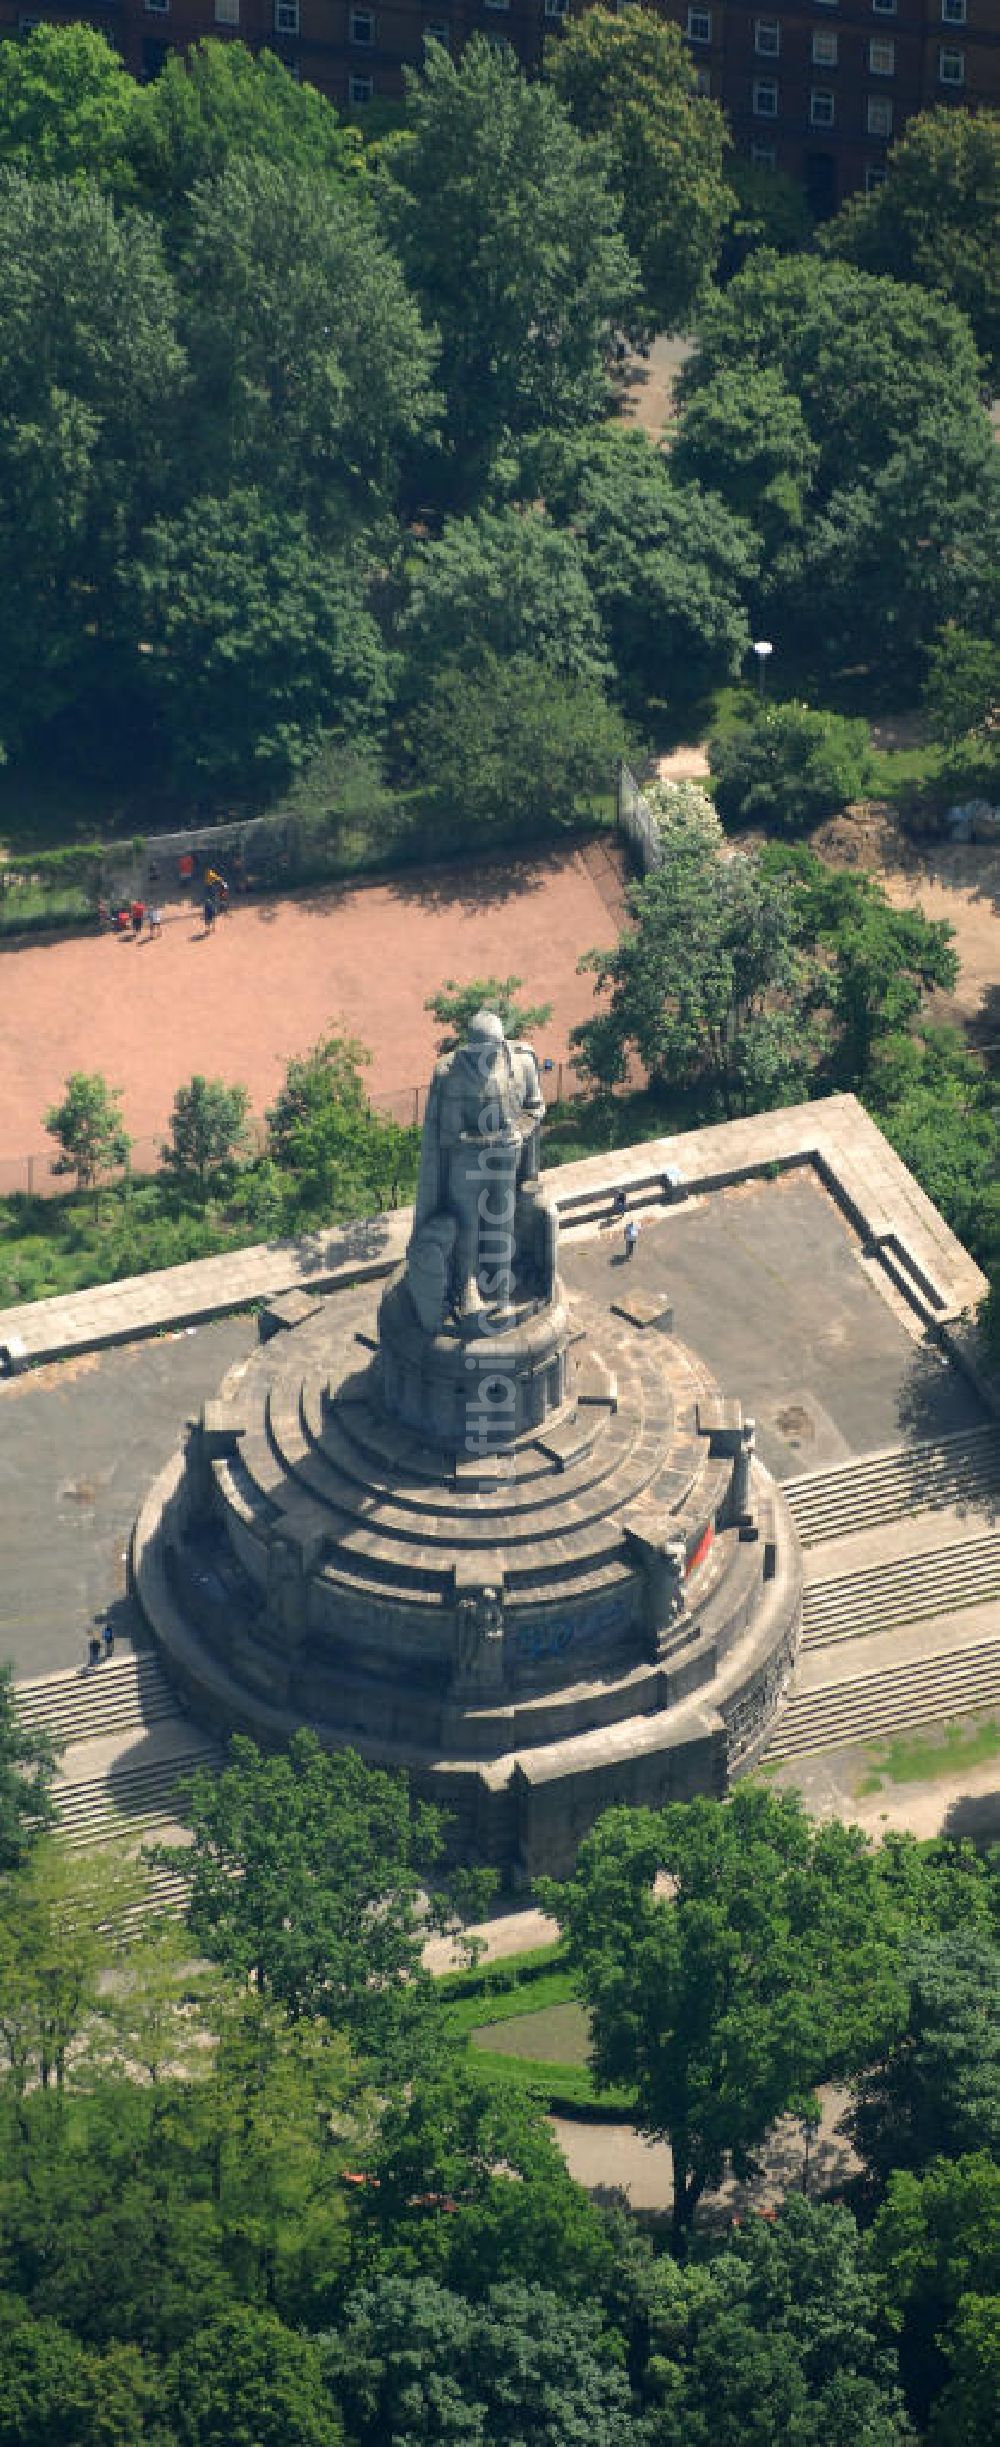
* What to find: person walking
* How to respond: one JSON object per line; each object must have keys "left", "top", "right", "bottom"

{"left": 102, "top": 1620, "right": 115, "bottom": 1660}
{"left": 131, "top": 897, "right": 145, "bottom": 938}
{"left": 605, "top": 1187, "right": 627, "bottom": 1232}
{"left": 87, "top": 1632, "right": 102, "bottom": 1669}
{"left": 203, "top": 893, "right": 216, "bottom": 933}
{"left": 624, "top": 1216, "right": 640, "bottom": 1262}
{"left": 147, "top": 903, "right": 162, "bottom": 939}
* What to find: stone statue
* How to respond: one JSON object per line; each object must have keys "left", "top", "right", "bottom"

{"left": 455, "top": 1583, "right": 505, "bottom": 1687}
{"left": 406, "top": 1010, "right": 551, "bottom": 1328}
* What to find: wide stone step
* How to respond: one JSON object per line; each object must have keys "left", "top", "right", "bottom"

{"left": 785, "top": 1427, "right": 1000, "bottom": 1546}
{"left": 14, "top": 1652, "right": 180, "bottom": 1749}
{"left": 54, "top": 1745, "right": 219, "bottom": 1845}
{"left": 802, "top": 1534, "right": 1000, "bottom": 1648}
{"left": 764, "top": 1637, "right": 1000, "bottom": 1761}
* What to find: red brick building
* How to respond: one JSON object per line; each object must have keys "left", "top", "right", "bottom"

{"left": 3, "top": 0, "right": 999, "bottom": 207}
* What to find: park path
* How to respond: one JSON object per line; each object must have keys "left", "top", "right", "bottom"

{"left": 0, "top": 840, "right": 625, "bottom": 1181}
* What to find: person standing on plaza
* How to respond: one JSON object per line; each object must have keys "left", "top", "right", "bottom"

{"left": 624, "top": 1216, "right": 640, "bottom": 1261}
{"left": 203, "top": 892, "right": 216, "bottom": 933}
{"left": 148, "top": 903, "right": 162, "bottom": 939}
{"left": 131, "top": 897, "right": 145, "bottom": 938}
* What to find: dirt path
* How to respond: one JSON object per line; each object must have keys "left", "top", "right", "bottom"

{"left": 810, "top": 802, "right": 999, "bottom": 1035}
{"left": 0, "top": 840, "right": 625, "bottom": 1183}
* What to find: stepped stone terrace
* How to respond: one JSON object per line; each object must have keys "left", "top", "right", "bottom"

{"left": 0, "top": 1091, "right": 994, "bottom": 1875}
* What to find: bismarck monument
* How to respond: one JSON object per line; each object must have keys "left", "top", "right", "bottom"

{"left": 134, "top": 1014, "right": 802, "bottom": 1875}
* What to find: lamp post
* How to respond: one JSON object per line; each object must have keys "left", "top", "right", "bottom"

{"left": 752, "top": 639, "right": 774, "bottom": 700}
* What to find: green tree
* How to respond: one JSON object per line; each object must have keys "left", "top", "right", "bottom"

{"left": 166, "top": 2306, "right": 341, "bottom": 2447}
{"left": 378, "top": 36, "right": 638, "bottom": 504}
{"left": 676, "top": 255, "right": 997, "bottom": 671}
{"left": 541, "top": 1787, "right": 905, "bottom": 2244}
{"left": 641, "top": 2195, "right": 909, "bottom": 2447}
{"left": 546, "top": 5, "right": 731, "bottom": 328}
{"left": 127, "top": 37, "right": 361, "bottom": 226}
{"left": 670, "top": 361, "right": 817, "bottom": 573}
{"left": 45, "top": 1073, "right": 130, "bottom": 1212}
{"left": 933, "top": 2292, "right": 1000, "bottom": 2447}
{"left": 413, "top": 654, "right": 626, "bottom": 836}
{"left": 324, "top": 2276, "right": 636, "bottom": 2447}
{"left": 717, "top": 154, "right": 815, "bottom": 280}
{"left": 574, "top": 819, "right": 813, "bottom": 1116}
{"left": 540, "top": 427, "right": 756, "bottom": 713}
{"left": 849, "top": 1931, "right": 1000, "bottom": 2191}
{"left": 0, "top": 1842, "right": 143, "bottom": 2094}
{"left": 0, "top": 2303, "right": 160, "bottom": 2447}
{"left": 923, "top": 624, "right": 1000, "bottom": 746}
{"left": 0, "top": 24, "right": 137, "bottom": 188}
{"left": 0, "top": 1663, "right": 56, "bottom": 1872}
{"left": 781, "top": 855, "right": 958, "bottom": 1088}
{"left": 823, "top": 106, "right": 1000, "bottom": 385}
{"left": 167, "top": 1732, "right": 448, "bottom": 2062}
{"left": 425, "top": 977, "right": 552, "bottom": 1054}
{"left": 137, "top": 491, "right": 388, "bottom": 792}
{"left": 179, "top": 158, "right": 436, "bottom": 524}
{"left": 267, "top": 1030, "right": 416, "bottom": 1221}
{"left": 864, "top": 1026, "right": 998, "bottom": 1263}
{"left": 870, "top": 2152, "right": 1000, "bottom": 2435}
{"left": 163, "top": 1076, "right": 251, "bottom": 1197}
{"left": 709, "top": 701, "right": 875, "bottom": 834}
{"left": 0, "top": 172, "right": 185, "bottom": 747}
{"left": 397, "top": 507, "right": 612, "bottom": 704}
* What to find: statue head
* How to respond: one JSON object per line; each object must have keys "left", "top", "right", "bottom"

{"left": 467, "top": 1009, "right": 505, "bottom": 1049}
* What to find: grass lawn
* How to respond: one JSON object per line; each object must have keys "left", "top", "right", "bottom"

{"left": 856, "top": 1713, "right": 1000, "bottom": 1796}
{"left": 437, "top": 1954, "right": 636, "bottom": 2115}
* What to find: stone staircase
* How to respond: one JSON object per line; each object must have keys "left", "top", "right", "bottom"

{"left": 783, "top": 1425, "right": 1000, "bottom": 1547}
{"left": 765, "top": 1425, "right": 1000, "bottom": 1763}
{"left": 801, "top": 1532, "right": 1000, "bottom": 1651}
{"left": 14, "top": 1654, "right": 213, "bottom": 1917}
{"left": 764, "top": 1633, "right": 1000, "bottom": 1762}
{"left": 15, "top": 1651, "right": 179, "bottom": 1749}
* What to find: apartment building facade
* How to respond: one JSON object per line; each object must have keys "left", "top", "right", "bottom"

{"left": 2, "top": 0, "right": 998, "bottom": 206}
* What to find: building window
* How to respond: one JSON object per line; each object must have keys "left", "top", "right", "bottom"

{"left": 938, "top": 43, "right": 965, "bottom": 78}
{"left": 687, "top": 7, "right": 711, "bottom": 39}
{"left": 867, "top": 93, "right": 893, "bottom": 133}
{"left": 866, "top": 163, "right": 887, "bottom": 192}
{"left": 483, "top": 0, "right": 511, "bottom": 11}
{"left": 350, "top": 8, "right": 375, "bottom": 38}
{"left": 543, "top": 0, "right": 568, "bottom": 17}
{"left": 868, "top": 36, "right": 895, "bottom": 70}
{"left": 215, "top": 0, "right": 239, "bottom": 22}
{"left": 274, "top": 0, "right": 298, "bottom": 29}
{"left": 755, "top": 19, "right": 780, "bottom": 53}
{"left": 812, "top": 30, "right": 838, "bottom": 62}
{"left": 695, "top": 65, "right": 711, "bottom": 92}
{"left": 810, "top": 86, "right": 835, "bottom": 123}
{"left": 348, "top": 71, "right": 373, "bottom": 99}
{"left": 144, "top": 0, "right": 169, "bottom": 14}
{"left": 941, "top": 0, "right": 966, "bottom": 18}
{"left": 752, "top": 77, "right": 779, "bottom": 114}
{"left": 424, "top": 18, "right": 451, "bottom": 39}
{"left": 750, "top": 140, "right": 776, "bottom": 166}
{"left": 872, "top": 0, "right": 896, "bottom": 12}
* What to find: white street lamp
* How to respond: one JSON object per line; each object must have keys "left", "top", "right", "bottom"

{"left": 752, "top": 639, "right": 774, "bottom": 699}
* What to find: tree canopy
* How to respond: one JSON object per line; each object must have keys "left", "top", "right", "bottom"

{"left": 377, "top": 36, "right": 638, "bottom": 504}
{"left": 823, "top": 106, "right": 1000, "bottom": 385}
{"left": 546, "top": 5, "right": 732, "bottom": 330}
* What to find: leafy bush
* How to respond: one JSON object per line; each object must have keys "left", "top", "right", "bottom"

{"left": 709, "top": 700, "right": 875, "bottom": 833}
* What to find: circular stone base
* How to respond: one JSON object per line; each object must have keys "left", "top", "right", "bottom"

{"left": 133, "top": 1271, "right": 803, "bottom": 1877}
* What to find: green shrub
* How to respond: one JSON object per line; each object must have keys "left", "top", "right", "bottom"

{"left": 709, "top": 700, "right": 875, "bottom": 834}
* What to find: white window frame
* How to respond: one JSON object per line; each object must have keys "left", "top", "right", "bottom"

{"left": 752, "top": 77, "right": 779, "bottom": 115}
{"left": 543, "top": 0, "right": 568, "bottom": 17}
{"left": 938, "top": 42, "right": 965, "bottom": 78}
{"left": 750, "top": 140, "right": 776, "bottom": 166}
{"left": 872, "top": 0, "right": 896, "bottom": 12}
{"left": 214, "top": 0, "right": 240, "bottom": 23}
{"left": 810, "top": 85, "right": 836, "bottom": 124}
{"left": 755, "top": 18, "right": 781, "bottom": 54}
{"left": 348, "top": 71, "right": 373, "bottom": 100}
{"left": 686, "top": 7, "right": 712, "bottom": 40}
{"left": 868, "top": 36, "right": 895, "bottom": 71}
{"left": 941, "top": 0, "right": 966, "bottom": 19}
{"left": 144, "top": 0, "right": 169, "bottom": 15}
{"left": 424, "top": 17, "right": 451, "bottom": 39}
{"left": 350, "top": 8, "right": 375, "bottom": 40}
{"left": 274, "top": 0, "right": 298, "bottom": 29}
{"left": 812, "top": 30, "right": 838, "bottom": 63}
{"left": 867, "top": 93, "right": 893, "bottom": 133}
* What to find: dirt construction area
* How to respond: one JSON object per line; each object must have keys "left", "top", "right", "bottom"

{"left": 0, "top": 838, "right": 625, "bottom": 1187}
{"left": 811, "top": 800, "right": 1000, "bottom": 1042}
